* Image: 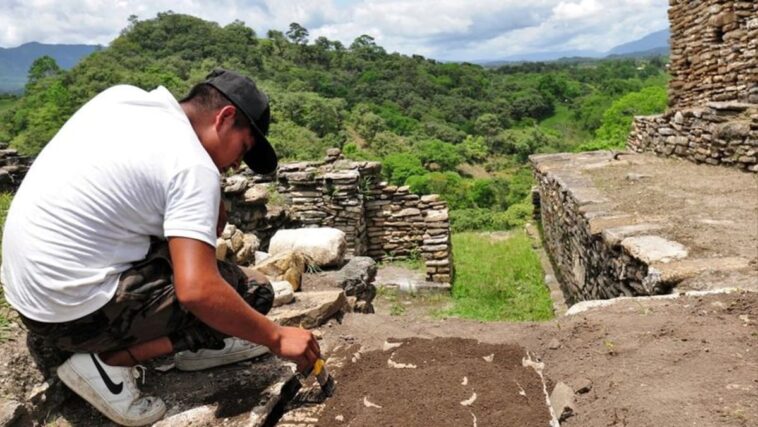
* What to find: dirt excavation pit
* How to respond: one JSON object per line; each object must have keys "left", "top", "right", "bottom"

{"left": 310, "top": 338, "right": 556, "bottom": 427}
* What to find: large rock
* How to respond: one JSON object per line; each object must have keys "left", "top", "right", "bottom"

{"left": 330, "top": 257, "right": 377, "bottom": 304}
{"left": 269, "top": 228, "right": 346, "bottom": 268}
{"left": 269, "top": 290, "right": 347, "bottom": 329}
{"left": 251, "top": 250, "right": 306, "bottom": 291}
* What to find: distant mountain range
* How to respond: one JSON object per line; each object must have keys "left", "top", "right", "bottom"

{"left": 0, "top": 42, "right": 101, "bottom": 93}
{"left": 478, "top": 29, "right": 670, "bottom": 66}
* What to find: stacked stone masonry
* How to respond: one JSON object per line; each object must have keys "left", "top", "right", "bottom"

{"left": 532, "top": 152, "right": 684, "bottom": 304}
{"left": 667, "top": 0, "right": 757, "bottom": 109}
{"left": 223, "top": 149, "right": 453, "bottom": 284}
{"left": 628, "top": 0, "right": 758, "bottom": 172}
{"left": 0, "top": 143, "right": 32, "bottom": 193}
{"left": 629, "top": 103, "right": 757, "bottom": 172}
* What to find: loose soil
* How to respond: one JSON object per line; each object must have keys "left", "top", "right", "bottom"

{"left": 316, "top": 338, "right": 552, "bottom": 427}
{"left": 311, "top": 289, "right": 758, "bottom": 427}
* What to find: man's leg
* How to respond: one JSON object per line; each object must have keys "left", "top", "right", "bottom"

{"left": 99, "top": 337, "right": 173, "bottom": 367}
{"left": 22, "top": 240, "right": 272, "bottom": 425}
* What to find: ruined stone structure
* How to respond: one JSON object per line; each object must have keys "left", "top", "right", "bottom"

{"left": 531, "top": 151, "right": 757, "bottom": 304}
{"left": 628, "top": 0, "right": 757, "bottom": 172}
{"left": 535, "top": 0, "right": 758, "bottom": 304}
{"left": 0, "top": 143, "right": 32, "bottom": 193}
{"left": 223, "top": 149, "right": 454, "bottom": 285}
{"left": 531, "top": 153, "right": 685, "bottom": 303}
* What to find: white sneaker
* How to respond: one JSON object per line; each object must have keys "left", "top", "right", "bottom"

{"left": 174, "top": 337, "right": 270, "bottom": 371}
{"left": 57, "top": 353, "right": 166, "bottom": 426}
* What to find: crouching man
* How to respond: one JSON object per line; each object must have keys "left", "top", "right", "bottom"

{"left": 1, "top": 69, "right": 320, "bottom": 425}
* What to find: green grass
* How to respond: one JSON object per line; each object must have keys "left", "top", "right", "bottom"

{"left": 444, "top": 231, "right": 554, "bottom": 322}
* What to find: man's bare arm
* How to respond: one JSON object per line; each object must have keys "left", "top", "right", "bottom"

{"left": 168, "top": 236, "right": 320, "bottom": 371}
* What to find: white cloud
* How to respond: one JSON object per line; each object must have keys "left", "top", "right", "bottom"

{"left": 553, "top": 0, "right": 602, "bottom": 20}
{"left": 0, "top": 0, "right": 669, "bottom": 61}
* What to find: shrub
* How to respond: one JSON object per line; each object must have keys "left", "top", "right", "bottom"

{"left": 383, "top": 153, "right": 425, "bottom": 185}
{"left": 414, "top": 139, "right": 463, "bottom": 171}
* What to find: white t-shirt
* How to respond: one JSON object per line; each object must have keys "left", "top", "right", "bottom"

{"left": 1, "top": 85, "right": 221, "bottom": 322}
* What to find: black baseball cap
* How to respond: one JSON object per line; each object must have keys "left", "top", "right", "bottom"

{"left": 203, "top": 69, "right": 278, "bottom": 174}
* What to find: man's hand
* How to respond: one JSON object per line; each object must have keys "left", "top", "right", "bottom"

{"left": 169, "top": 237, "right": 321, "bottom": 374}
{"left": 270, "top": 326, "right": 321, "bottom": 373}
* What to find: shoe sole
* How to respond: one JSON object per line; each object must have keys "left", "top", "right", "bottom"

{"left": 57, "top": 359, "right": 166, "bottom": 426}
{"left": 175, "top": 346, "right": 270, "bottom": 371}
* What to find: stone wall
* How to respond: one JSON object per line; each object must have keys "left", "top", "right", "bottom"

{"left": 531, "top": 152, "right": 687, "bottom": 304}
{"left": 629, "top": 102, "right": 757, "bottom": 172}
{"left": 223, "top": 149, "right": 454, "bottom": 284}
{"left": 667, "top": 0, "right": 757, "bottom": 109}
{"left": 0, "top": 143, "right": 32, "bottom": 193}
{"left": 628, "top": 0, "right": 757, "bottom": 172}
{"left": 222, "top": 174, "right": 292, "bottom": 250}
{"left": 364, "top": 184, "right": 453, "bottom": 284}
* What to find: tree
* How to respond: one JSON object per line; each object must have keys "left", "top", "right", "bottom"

{"left": 587, "top": 85, "right": 667, "bottom": 149}
{"left": 27, "top": 56, "right": 61, "bottom": 85}
{"left": 286, "top": 23, "right": 309, "bottom": 45}
{"left": 458, "top": 135, "right": 488, "bottom": 162}
{"left": 414, "top": 139, "right": 463, "bottom": 171}
{"left": 350, "top": 34, "right": 386, "bottom": 60}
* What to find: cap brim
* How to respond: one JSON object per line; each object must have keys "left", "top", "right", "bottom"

{"left": 245, "top": 126, "right": 278, "bottom": 174}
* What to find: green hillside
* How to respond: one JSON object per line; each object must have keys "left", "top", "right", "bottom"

{"left": 0, "top": 12, "right": 668, "bottom": 231}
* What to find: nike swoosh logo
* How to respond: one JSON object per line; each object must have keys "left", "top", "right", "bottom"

{"left": 90, "top": 354, "right": 124, "bottom": 395}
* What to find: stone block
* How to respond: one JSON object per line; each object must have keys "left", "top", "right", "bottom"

{"left": 271, "top": 280, "right": 295, "bottom": 307}
{"left": 269, "top": 290, "right": 347, "bottom": 328}
{"left": 425, "top": 209, "right": 449, "bottom": 222}
{"left": 550, "top": 382, "right": 576, "bottom": 422}
{"left": 621, "top": 236, "right": 688, "bottom": 264}
{"left": 243, "top": 185, "right": 269, "bottom": 205}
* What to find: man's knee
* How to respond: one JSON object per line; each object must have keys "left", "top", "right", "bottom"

{"left": 217, "top": 261, "right": 274, "bottom": 315}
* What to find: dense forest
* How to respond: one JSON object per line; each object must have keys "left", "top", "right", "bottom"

{"left": 0, "top": 13, "right": 669, "bottom": 231}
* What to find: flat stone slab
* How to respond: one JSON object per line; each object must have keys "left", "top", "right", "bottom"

{"left": 621, "top": 235, "right": 688, "bottom": 264}
{"left": 270, "top": 290, "right": 347, "bottom": 328}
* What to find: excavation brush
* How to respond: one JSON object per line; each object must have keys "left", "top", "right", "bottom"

{"left": 299, "top": 358, "right": 336, "bottom": 397}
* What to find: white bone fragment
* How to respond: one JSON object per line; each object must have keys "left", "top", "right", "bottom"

{"left": 516, "top": 381, "right": 526, "bottom": 397}
{"left": 383, "top": 341, "right": 403, "bottom": 351}
{"left": 363, "top": 397, "right": 382, "bottom": 408}
{"left": 460, "top": 392, "right": 477, "bottom": 406}
{"left": 483, "top": 354, "right": 494, "bottom": 362}
{"left": 461, "top": 376, "right": 468, "bottom": 386}
{"left": 387, "top": 358, "right": 417, "bottom": 369}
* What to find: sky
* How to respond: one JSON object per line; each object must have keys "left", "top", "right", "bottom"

{"left": 0, "top": 0, "right": 669, "bottom": 62}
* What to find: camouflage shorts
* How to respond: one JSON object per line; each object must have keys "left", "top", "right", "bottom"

{"left": 20, "top": 240, "right": 273, "bottom": 372}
